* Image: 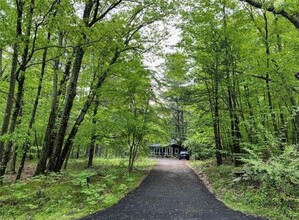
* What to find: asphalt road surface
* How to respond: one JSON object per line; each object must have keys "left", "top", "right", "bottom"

{"left": 82, "top": 159, "right": 267, "bottom": 220}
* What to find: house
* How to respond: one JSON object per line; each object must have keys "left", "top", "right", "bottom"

{"left": 149, "top": 143, "right": 185, "bottom": 158}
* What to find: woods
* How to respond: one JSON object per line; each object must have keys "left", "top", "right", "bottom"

{"left": 176, "top": 0, "right": 299, "bottom": 218}
{"left": 0, "top": 0, "right": 175, "bottom": 180}
{"left": 176, "top": 0, "right": 299, "bottom": 164}
{"left": 0, "top": 0, "right": 298, "bottom": 219}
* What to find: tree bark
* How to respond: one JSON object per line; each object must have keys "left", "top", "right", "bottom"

{"left": 45, "top": 0, "right": 95, "bottom": 172}
{"left": 214, "top": 79, "right": 223, "bottom": 166}
{"left": 203, "top": 72, "right": 222, "bottom": 166}
{"left": 87, "top": 96, "right": 99, "bottom": 168}
{"left": 0, "top": 49, "right": 3, "bottom": 77}
{"left": 0, "top": 0, "right": 35, "bottom": 176}
{"left": 55, "top": 49, "right": 120, "bottom": 171}
{"left": 55, "top": 82, "right": 93, "bottom": 171}
{"left": 222, "top": 2, "right": 241, "bottom": 165}
{"left": 47, "top": 0, "right": 125, "bottom": 172}
{"left": 272, "top": 19, "right": 299, "bottom": 144}
{"left": 279, "top": 105, "right": 288, "bottom": 144}
{"left": 34, "top": 32, "right": 69, "bottom": 176}
{"left": 244, "top": 85, "right": 258, "bottom": 143}
{"left": 0, "top": 71, "right": 25, "bottom": 176}
{"left": 47, "top": 45, "right": 85, "bottom": 172}
{"left": 0, "top": 0, "right": 24, "bottom": 165}
{"left": 16, "top": 33, "right": 51, "bottom": 180}
{"left": 263, "top": 12, "right": 279, "bottom": 137}
{"left": 9, "top": 106, "right": 23, "bottom": 174}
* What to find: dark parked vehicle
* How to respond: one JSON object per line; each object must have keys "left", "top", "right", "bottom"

{"left": 179, "top": 151, "right": 189, "bottom": 160}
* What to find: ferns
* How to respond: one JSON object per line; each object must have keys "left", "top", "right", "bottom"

{"left": 242, "top": 145, "right": 299, "bottom": 218}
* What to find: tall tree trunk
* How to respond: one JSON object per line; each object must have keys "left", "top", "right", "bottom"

{"left": 237, "top": 80, "right": 253, "bottom": 145}
{"left": 55, "top": 50, "right": 119, "bottom": 171}
{"left": 279, "top": 105, "right": 288, "bottom": 144}
{"left": 128, "top": 139, "right": 141, "bottom": 173}
{"left": 272, "top": 18, "right": 299, "bottom": 144}
{"left": 47, "top": 0, "right": 97, "bottom": 172}
{"left": 231, "top": 74, "right": 242, "bottom": 165}
{"left": 16, "top": 33, "right": 51, "bottom": 180}
{"left": 55, "top": 85, "right": 94, "bottom": 171}
{"left": 0, "top": 71, "right": 25, "bottom": 176}
{"left": 87, "top": 96, "right": 100, "bottom": 168}
{"left": 203, "top": 75, "right": 222, "bottom": 165}
{"left": 47, "top": 0, "right": 124, "bottom": 173}
{"left": 225, "top": 56, "right": 242, "bottom": 165}
{"left": 214, "top": 67, "right": 223, "bottom": 166}
{"left": 222, "top": 1, "right": 241, "bottom": 165}
{"left": 34, "top": 33, "right": 70, "bottom": 176}
{"left": 63, "top": 144, "right": 72, "bottom": 170}
{"left": 244, "top": 85, "right": 258, "bottom": 143}
{"left": 214, "top": 86, "right": 222, "bottom": 165}
{"left": 247, "top": 9, "right": 277, "bottom": 139}
{"left": 291, "top": 98, "right": 299, "bottom": 144}
{"left": 0, "top": 0, "right": 24, "bottom": 164}
{"left": 47, "top": 46, "right": 85, "bottom": 172}
{"left": 9, "top": 104, "right": 23, "bottom": 174}
{"left": 0, "top": 0, "right": 35, "bottom": 176}
{"left": 0, "top": 49, "right": 3, "bottom": 77}
{"left": 263, "top": 11, "right": 279, "bottom": 137}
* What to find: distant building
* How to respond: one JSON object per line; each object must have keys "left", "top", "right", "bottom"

{"left": 149, "top": 143, "right": 185, "bottom": 158}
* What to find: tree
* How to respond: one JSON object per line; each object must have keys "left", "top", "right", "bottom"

{"left": 29, "top": 0, "right": 177, "bottom": 175}
{"left": 180, "top": 0, "right": 231, "bottom": 165}
{"left": 178, "top": 0, "right": 299, "bottom": 168}
{"left": 162, "top": 53, "right": 189, "bottom": 148}
{"left": 0, "top": 0, "right": 59, "bottom": 177}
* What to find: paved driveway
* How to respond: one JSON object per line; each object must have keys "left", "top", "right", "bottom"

{"left": 82, "top": 159, "right": 267, "bottom": 220}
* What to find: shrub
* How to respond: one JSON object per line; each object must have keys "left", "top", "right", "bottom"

{"left": 242, "top": 145, "right": 299, "bottom": 217}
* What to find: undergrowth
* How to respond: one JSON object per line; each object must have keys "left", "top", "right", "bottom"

{"left": 0, "top": 158, "right": 155, "bottom": 220}
{"left": 188, "top": 158, "right": 299, "bottom": 220}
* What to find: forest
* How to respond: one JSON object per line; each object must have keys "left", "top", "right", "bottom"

{"left": 0, "top": 0, "right": 298, "bottom": 219}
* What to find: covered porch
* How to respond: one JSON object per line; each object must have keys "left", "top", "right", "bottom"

{"left": 149, "top": 143, "right": 182, "bottom": 158}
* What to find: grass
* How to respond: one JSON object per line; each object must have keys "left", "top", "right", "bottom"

{"left": 0, "top": 158, "right": 156, "bottom": 220}
{"left": 188, "top": 159, "right": 299, "bottom": 220}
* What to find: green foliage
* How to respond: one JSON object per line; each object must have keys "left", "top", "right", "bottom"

{"left": 161, "top": 52, "right": 190, "bottom": 147}
{"left": 184, "top": 130, "right": 215, "bottom": 159}
{"left": 179, "top": 0, "right": 299, "bottom": 174}
{"left": 0, "top": 158, "right": 155, "bottom": 220}
{"left": 241, "top": 145, "right": 299, "bottom": 215}
{"left": 189, "top": 158, "right": 299, "bottom": 220}
{"left": 1, "top": 0, "right": 299, "bottom": 218}
{"left": 70, "top": 170, "right": 97, "bottom": 187}
{"left": 97, "top": 58, "right": 167, "bottom": 170}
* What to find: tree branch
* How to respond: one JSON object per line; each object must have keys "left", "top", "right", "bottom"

{"left": 240, "top": 0, "right": 299, "bottom": 29}
{"left": 250, "top": 74, "right": 273, "bottom": 82}
{"left": 88, "top": 0, "right": 124, "bottom": 27}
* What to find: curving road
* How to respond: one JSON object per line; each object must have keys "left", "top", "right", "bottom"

{"left": 82, "top": 159, "right": 267, "bottom": 220}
